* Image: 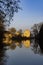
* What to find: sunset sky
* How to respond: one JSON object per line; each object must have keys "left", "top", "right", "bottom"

{"left": 10, "top": 0, "right": 43, "bottom": 30}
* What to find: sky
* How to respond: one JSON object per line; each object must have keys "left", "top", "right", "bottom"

{"left": 10, "top": 0, "right": 43, "bottom": 30}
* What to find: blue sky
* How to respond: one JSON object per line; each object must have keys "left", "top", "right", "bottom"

{"left": 10, "top": 0, "right": 43, "bottom": 30}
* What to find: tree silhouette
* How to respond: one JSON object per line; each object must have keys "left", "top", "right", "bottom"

{"left": 31, "top": 23, "right": 43, "bottom": 55}
{"left": 0, "top": 0, "right": 20, "bottom": 25}
{"left": 38, "top": 24, "right": 43, "bottom": 52}
{"left": 0, "top": 47, "right": 7, "bottom": 65}
{"left": 31, "top": 24, "right": 38, "bottom": 38}
{"left": 0, "top": 17, "right": 5, "bottom": 47}
{"left": 31, "top": 39, "right": 40, "bottom": 54}
{"left": 9, "top": 27, "right": 16, "bottom": 34}
{"left": 0, "top": 0, "right": 20, "bottom": 46}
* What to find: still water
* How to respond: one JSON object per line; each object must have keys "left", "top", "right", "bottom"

{"left": 0, "top": 40, "right": 43, "bottom": 65}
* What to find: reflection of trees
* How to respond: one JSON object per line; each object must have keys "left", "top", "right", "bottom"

{"left": 0, "top": 46, "right": 7, "bottom": 65}
{"left": 31, "top": 39, "right": 40, "bottom": 54}
{"left": 10, "top": 41, "right": 22, "bottom": 50}
{"left": 31, "top": 23, "right": 43, "bottom": 55}
{"left": 10, "top": 43, "right": 16, "bottom": 50}
{"left": 31, "top": 39, "right": 43, "bottom": 55}
{"left": 10, "top": 40, "right": 30, "bottom": 50}
{"left": 22, "top": 40, "right": 30, "bottom": 48}
{"left": 15, "top": 42, "right": 22, "bottom": 48}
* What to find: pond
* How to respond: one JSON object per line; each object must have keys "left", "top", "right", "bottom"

{"left": 0, "top": 39, "right": 43, "bottom": 65}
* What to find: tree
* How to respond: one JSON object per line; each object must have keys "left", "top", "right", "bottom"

{"left": 38, "top": 24, "right": 43, "bottom": 52}
{"left": 31, "top": 22, "right": 43, "bottom": 38}
{"left": 31, "top": 24, "right": 38, "bottom": 38}
{"left": 31, "top": 23, "right": 43, "bottom": 55}
{"left": 0, "top": 0, "right": 20, "bottom": 46}
{"left": 17, "top": 29, "right": 22, "bottom": 36}
{"left": 0, "top": 0, "right": 20, "bottom": 25}
{"left": 0, "top": 16, "right": 5, "bottom": 46}
{"left": 9, "top": 27, "right": 16, "bottom": 34}
{"left": 31, "top": 38, "right": 43, "bottom": 55}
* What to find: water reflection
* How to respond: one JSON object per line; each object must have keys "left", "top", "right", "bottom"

{"left": 1, "top": 38, "right": 43, "bottom": 65}
{"left": 31, "top": 23, "right": 43, "bottom": 54}
{"left": 9, "top": 40, "right": 30, "bottom": 50}
{"left": 31, "top": 39, "right": 40, "bottom": 54}
{"left": 0, "top": 44, "right": 7, "bottom": 65}
{"left": 1, "top": 35, "right": 43, "bottom": 65}
{"left": 22, "top": 40, "right": 30, "bottom": 48}
{"left": 2, "top": 37, "right": 43, "bottom": 54}
{"left": 0, "top": 39, "right": 31, "bottom": 65}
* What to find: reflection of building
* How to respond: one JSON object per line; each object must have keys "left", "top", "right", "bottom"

{"left": 22, "top": 40, "right": 30, "bottom": 48}
{"left": 22, "top": 29, "right": 30, "bottom": 37}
